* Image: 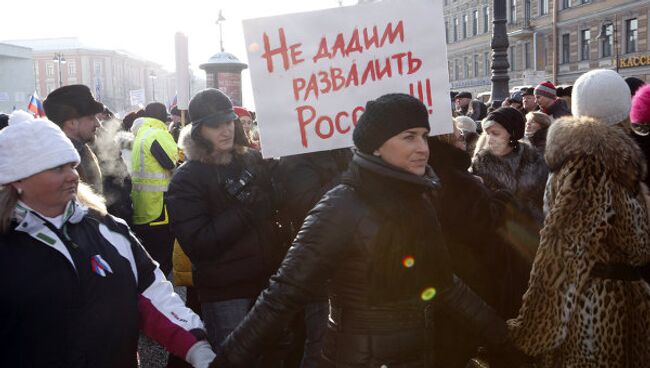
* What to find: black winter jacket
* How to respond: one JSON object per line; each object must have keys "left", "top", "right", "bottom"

{"left": 213, "top": 152, "right": 508, "bottom": 368}
{"left": 167, "top": 136, "right": 281, "bottom": 302}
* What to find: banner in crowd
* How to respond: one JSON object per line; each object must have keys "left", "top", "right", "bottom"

{"left": 243, "top": 0, "right": 451, "bottom": 158}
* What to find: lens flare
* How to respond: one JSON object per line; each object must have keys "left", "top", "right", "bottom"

{"left": 402, "top": 256, "right": 415, "bottom": 268}
{"left": 421, "top": 287, "right": 437, "bottom": 301}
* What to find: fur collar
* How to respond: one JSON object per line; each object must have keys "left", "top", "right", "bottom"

{"left": 178, "top": 124, "right": 249, "bottom": 165}
{"left": 545, "top": 116, "right": 646, "bottom": 188}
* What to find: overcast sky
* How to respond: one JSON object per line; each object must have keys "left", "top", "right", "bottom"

{"left": 2, "top": 0, "right": 358, "bottom": 108}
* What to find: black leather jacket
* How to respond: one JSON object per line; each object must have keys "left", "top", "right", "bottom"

{"left": 214, "top": 153, "right": 508, "bottom": 367}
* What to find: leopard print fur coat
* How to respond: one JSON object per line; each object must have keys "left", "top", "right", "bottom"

{"left": 508, "top": 116, "right": 650, "bottom": 367}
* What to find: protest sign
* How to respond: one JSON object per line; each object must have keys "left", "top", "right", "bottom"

{"left": 243, "top": 0, "right": 451, "bottom": 158}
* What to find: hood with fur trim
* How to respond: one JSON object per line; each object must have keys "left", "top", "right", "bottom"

{"left": 178, "top": 124, "right": 248, "bottom": 164}
{"left": 545, "top": 116, "right": 646, "bottom": 190}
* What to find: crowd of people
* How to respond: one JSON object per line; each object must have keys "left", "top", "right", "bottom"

{"left": 1, "top": 68, "right": 650, "bottom": 368}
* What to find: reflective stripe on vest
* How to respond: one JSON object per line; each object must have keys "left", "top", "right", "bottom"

{"left": 132, "top": 183, "right": 169, "bottom": 192}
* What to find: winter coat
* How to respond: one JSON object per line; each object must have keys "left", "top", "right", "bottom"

{"left": 428, "top": 139, "right": 534, "bottom": 368}
{"left": 541, "top": 99, "right": 571, "bottom": 120}
{"left": 631, "top": 131, "right": 650, "bottom": 188}
{"left": 0, "top": 201, "right": 212, "bottom": 368}
{"left": 166, "top": 128, "right": 281, "bottom": 302}
{"left": 276, "top": 148, "right": 352, "bottom": 236}
{"left": 471, "top": 142, "right": 548, "bottom": 226}
{"left": 212, "top": 152, "right": 509, "bottom": 368}
{"left": 458, "top": 99, "right": 487, "bottom": 122}
{"left": 508, "top": 116, "right": 650, "bottom": 367}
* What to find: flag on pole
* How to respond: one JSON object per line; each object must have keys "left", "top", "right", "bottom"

{"left": 169, "top": 93, "right": 178, "bottom": 111}
{"left": 27, "top": 92, "right": 46, "bottom": 117}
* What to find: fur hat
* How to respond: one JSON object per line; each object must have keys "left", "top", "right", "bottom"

{"left": 534, "top": 81, "right": 557, "bottom": 99}
{"left": 43, "top": 84, "right": 104, "bottom": 125}
{"left": 571, "top": 69, "right": 631, "bottom": 126}
{"left": 455, "top": 115, "right": 477, "bottom": 133}
{"left": 0, "top": 111, "right": 80, "bottom": 185}
{"left": 482, "top": 107, "right": 526, "bottom": 141}
{"left": 353, "top": 93, "right": 430, "bottom": 154}
{"left": 456, "top": 91, "right": 472, "bottom": 99}
{"left": 630, "top": 84, "right": 650, "bottom": 125}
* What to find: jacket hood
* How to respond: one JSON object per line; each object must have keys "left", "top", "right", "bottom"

{"left": 178, "top": 124, "right": 248, "bottom": 164}
{"left": 545, "top": 116, "right": 646, "bottom": 188}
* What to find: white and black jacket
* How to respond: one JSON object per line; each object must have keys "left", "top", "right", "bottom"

{"left": 0, "top": 201, "right": 214, "bottom": 368}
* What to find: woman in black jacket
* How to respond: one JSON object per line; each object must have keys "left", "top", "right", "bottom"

{"left": 166, "top": 89, "right": 281, "bottom": 350}
{"left": 211, "top": 94, "right": 517, "bottom": 367}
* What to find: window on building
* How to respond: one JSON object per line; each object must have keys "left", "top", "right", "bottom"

{"left": 473, "top": 10, "right": 478, "bottom": 36}
{"left": 524, "top": 0, "right": 531, "bottom": 24}
{"left": 445, "top": 20, "right": 449, "bottom": 43}
{"left": 454, "top": 17, "right": 458, "bottom": 42}
{"left": 484, "top": 51, "right": 491, "bottom": 76}
{"left": 455, "top": 60, "right": 460, "bottom": 80}
{"left": 540, "top": 0, "right": 549, "bottom": 15}
{"left": 483, "top": 6, "right": 490, "bottom": 33}
{"left": 463, "top": 14, "right": 468, "bottom": 39}
{"left": 562, "top": 33, "right": 570, "bottom": 64}
{"left": 601, "top": 24, "right": 613, "bottom": 58}
{"left": 562, "top": 0, "right": 571, "bottom": 10}
{"left": 464, "top": 57, "right": 470, "bottom": 78}
{"left": 626, "top": 18, "right": 638, "bottom": 54}
{"left": 524, "top": 42, "right": 531, "bottom": 69}
{"left": 580, "top": 0, "right": 591, "bottom": 4}
{"left": 580, "top": 29, "right": 591, "bottom": 60}
{"left": 509, "top": 0, "right": 517, "bottom": 23}
{"left": 473, "top": 54, "right": 479, "bottom": 77}
{"left": 68, "top": 61, "right": 77, "bottom": 76}
{"left": 46, "top": 63, "right": 54, "bottom": 76}
{"left": 94, "top": 61, "right": 102, "bottom": 75}
{"left": 510, "top": 46, "right": 516, "bottom": 71}
{"left": 34, "top": 62, "right": 39, "bottom": 76}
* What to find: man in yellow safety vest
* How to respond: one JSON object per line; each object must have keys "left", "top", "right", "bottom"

{"left": 131, "top": 102, "right": 178, "bottom": 275}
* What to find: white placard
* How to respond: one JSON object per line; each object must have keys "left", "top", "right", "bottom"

{"left": 129, "top": 89, "right": 146, "bottom": 106}
{"left": 243, "top": 0, "right": 452, "bottom": 158}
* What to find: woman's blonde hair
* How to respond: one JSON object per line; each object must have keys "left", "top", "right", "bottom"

{"left": 0, "top": 182, "right": 106, "bottom": 234}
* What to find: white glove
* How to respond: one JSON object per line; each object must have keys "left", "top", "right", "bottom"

{"left": 185, "top": 340, "right": 216, "bottom": 368}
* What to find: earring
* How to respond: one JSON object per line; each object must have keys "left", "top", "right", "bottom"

{"left": 16, "top": 188, "right": 23, "bottom": 195}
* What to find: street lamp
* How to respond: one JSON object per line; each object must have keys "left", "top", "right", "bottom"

{"left": 490, "top": 0, "right": 510, "bottom": 102}
{"left": 52, "top": 52, "right": 66, "bottom": 88}
{"left": 597, "top": 18, "right": 619, "bottom": 73}
{"left": 149, "top": 71, "right": 157, "bottom": 101}
{"left": 216, "top": 10, "right": 226, "bottom": 53}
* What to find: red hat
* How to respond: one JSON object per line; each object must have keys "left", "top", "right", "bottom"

{"left": 631, "top": 84, "right": 650, "bottom": 125}
{"left": 233, "top": 106, "right": 252, "bottom": 119}
{"left": 534, "top": 81, "right": 557, "bottom": 99}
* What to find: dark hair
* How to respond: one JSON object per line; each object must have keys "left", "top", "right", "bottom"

{"left": 122, "top": 110, "right": 143, "bottom": 131}
{"left": 144, "top": 102, "right": 168, "bottom": 123}
{"left": 0, "top": 114, "right": 8, "bottom": 131}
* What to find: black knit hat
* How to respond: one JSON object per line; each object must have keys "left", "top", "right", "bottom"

{"left": 522, "top": 87, "right": 535, "bottom": 97}
{"left": 144, "top": 102, "right": 169, "bottom": 123}
{"left": 43, "top": 84, "right": 104, "bottom": 125}
{"left": 625, "top": 77, "right": 646, "bottom": 97}
{"left": 456, "top": 91, "right": 472, "bottom": 99}
{"left": 482, "top": 107, "right": 526, "bottom": 141}
{"left": 353, "top": 93, "right": 430, "bottom": 154}
{"left": 188, "top": 88, "right": 237, "bottom": 126}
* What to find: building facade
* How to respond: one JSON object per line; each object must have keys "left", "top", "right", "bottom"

{"left": 445, "top": 0, "right": 650, "bottom": 95}
{"left": 0, "top": 43, "right": 35, "bottom": 113}
{"left": 3, "top": 38, "right": 204, "bottom": 115}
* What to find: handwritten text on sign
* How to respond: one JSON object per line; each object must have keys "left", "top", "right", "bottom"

{"left": 243, "top": 0, "right": 451, "bottom": 158}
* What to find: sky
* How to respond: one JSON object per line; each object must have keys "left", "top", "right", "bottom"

{"left": 2, "top": 0, "right": 360, "bottom": 108}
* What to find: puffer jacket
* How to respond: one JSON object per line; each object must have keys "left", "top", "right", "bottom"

{"left": 212, "top": 152, "right": 510, "bottom": 368}
{"left": 166, "top": 127, "right": 281, "bottom": 302}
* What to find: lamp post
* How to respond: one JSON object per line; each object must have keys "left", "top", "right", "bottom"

{"left": 598, "top": 17, "right": 619, "bottom": 73}
{"left": 52, "top": 52, "right": 66, "bottom": 88}
{"left": 216, "top": 10, "right": 226, "bottom": 52}
{"left": 490, "top": 0, "right": 510, "bottom": 102}
{"left": 149, "top": 71, "right": 157, "bottom": 101}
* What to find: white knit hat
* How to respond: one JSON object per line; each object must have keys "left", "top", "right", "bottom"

{"left": 571, "top": 69, "right": 631, "bottom": 126}
{"left": 0, "top": 110, "right": 80, "bottom": 185}
{"left": 455, "top": 115, "right": 477, "bottom": 134}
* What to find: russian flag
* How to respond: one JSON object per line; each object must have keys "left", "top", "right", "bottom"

{"left": 27, "top": 92, "right": 46, "bottom": 118}
{"left": 169, "top": 94, "right": 177, "bottom": 111}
